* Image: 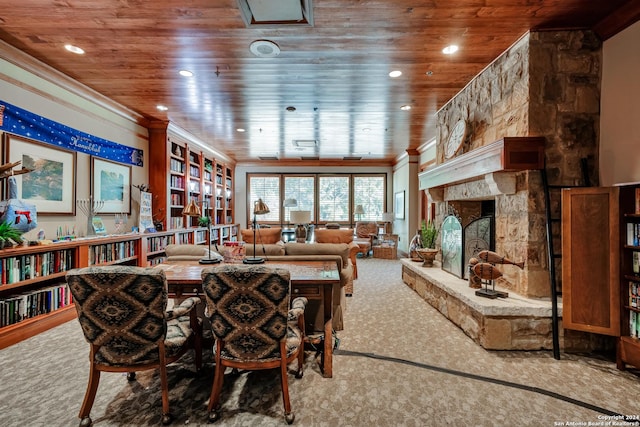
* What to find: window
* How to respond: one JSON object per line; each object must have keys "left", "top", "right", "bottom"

{"left": 247, "top": 173, "right": 387, "bottom": 226}
{"left": 284, "top": 176, "right": 315, "bottom": 223}
{"left": 353, "top": 176, "right": 385, "bottom": 222}
{"left": 318, "top": 176, "right": 350, "bottom": 222}
{"left": 248, "top": 175, "right": 280, "bottom": 222}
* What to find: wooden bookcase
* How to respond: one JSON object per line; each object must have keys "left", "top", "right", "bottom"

{"left": 562, "top": 184, "right": 640, "bottom": 370}
{"left": 148, "top": 121, "right": 235, "bottom": 232}
{"left": 617, "top": 184, "right": 640, "bottom": 370}
{"left": 0, "top": 234, "right": 140, "bottom": 349}
{"left": 0, "top": 228, "right": 240, "bottom": 349}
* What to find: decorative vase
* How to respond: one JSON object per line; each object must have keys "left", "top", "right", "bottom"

{"left": 416, "top": 248, "right": 438, "bottom": 267}
{"left": 409, "top": 230, "right": 422, "bottom": 262}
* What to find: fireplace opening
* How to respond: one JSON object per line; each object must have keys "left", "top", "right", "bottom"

{"left": 440, "top": 200, "right": 496, "bottom": 279}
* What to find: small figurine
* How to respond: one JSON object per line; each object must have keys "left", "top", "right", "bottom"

{"left": 477, "top": 250, "right": 524, "bottom": 269}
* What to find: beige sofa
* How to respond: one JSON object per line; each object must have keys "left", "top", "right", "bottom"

{"left": 244, "top": 241, "right": 357, "bottom": 333}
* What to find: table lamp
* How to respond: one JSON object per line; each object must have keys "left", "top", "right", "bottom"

{"left": 243, "top": 198, "right": 270, "bottom": 264}
{"left": 282, "top": 198, "right": 297, "bottom": 227}
{"left": 382, "top": 212, "right": 394, "bottom": 234}
{"left": 290, "top": 210, "right": 311, "bottom": 243}
{"left": 182, "top": 199, "right": 220, "bottom": 264}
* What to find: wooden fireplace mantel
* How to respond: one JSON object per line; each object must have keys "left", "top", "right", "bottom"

{"left": 418, "top": 137, "right": 545, "bottom": 192}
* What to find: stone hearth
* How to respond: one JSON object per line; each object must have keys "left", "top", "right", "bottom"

{"left": 401, "top": 259, "right": 610, "bottom": 351}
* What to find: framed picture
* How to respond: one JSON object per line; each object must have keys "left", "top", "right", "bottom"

{"left": 394, "top": 191, "right": 405, "bottom": 219}
{"left": 91, "top": 157, "right": 131, "bottom": 214}
{"left": 4, "top": 134, "right": 76, "bottom": 215}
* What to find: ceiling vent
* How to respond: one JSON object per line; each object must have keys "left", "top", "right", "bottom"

{"left": 292, "top": 139, "right": 317, "bottom": 148}
{"left": 238, "top": 0, "right": 314, "bottom": 27}
{"left": 249, "top": 40, "right": 280, "bottom": 58}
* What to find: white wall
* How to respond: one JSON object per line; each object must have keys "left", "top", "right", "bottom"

{"left": 392, "top": 154, "right": 420, "bottom": 254}
{"left": 600, "top": 21, "right": 640, "bottom": 186}
{"left": 1, "top": 54, "right": 148, "bottom": 240}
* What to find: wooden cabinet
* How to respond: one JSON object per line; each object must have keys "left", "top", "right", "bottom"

{"left": 562, "top": 187, "right": 620, "bottom": 336}
{"left": 562, "top": 184, "right": 640, "bottom": 370}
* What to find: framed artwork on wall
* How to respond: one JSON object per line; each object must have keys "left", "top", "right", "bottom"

{"left": 4, "top": 134, "right": 76, "bottom": 215}
{"left": 91, "top": 157, "right": 131, "bottom": 214}
{"left": 394, "top": 191, "right": 405, "bottom": 219}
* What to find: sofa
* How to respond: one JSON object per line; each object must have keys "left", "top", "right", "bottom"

{"left": 165, "top": 243, "right": 222, "bottom": 261}
{"left": 243, "top": 240, "right": 358, "bottom": 333}
{"left": 315, "top": 227, "right": 360, "bottom": 278}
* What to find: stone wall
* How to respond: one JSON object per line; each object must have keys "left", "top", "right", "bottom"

{"left": 433, "top": 30, "right": 602, "bottom": 298}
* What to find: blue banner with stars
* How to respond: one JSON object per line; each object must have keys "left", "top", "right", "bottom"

{"left": 0, "top": 100, "right": 143, "bottom": 166}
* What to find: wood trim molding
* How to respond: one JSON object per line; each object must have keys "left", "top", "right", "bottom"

{"left": 418, "top": 137, "right": 545, "bottom": 191}
{"left": 593, "top": 2, "right": 640, "bottom": 41}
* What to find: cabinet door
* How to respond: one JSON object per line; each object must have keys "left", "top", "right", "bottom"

{"left": 562, "top": 187, "right": 620, "bottom": 336}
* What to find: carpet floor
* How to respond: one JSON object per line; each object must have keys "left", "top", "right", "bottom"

{"left": 1, "top": 258, "right": 640, "bottom": 426}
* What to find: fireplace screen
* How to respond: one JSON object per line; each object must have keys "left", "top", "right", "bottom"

{"left": 463, "top": 216, "right": 493, "bottom": 279}
{"left": 441, "top": 215, "right": 463, "bottom": 277}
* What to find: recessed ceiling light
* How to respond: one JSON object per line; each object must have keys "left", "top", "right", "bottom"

{"left": 64, "top": 44, "right": 85, "bottom": 55}
{"left": 400, "top": 105, "right": 411, "bottom": 111}
{"left": 236, "top": 128, "right": 246, "bottom": 132}
{"left": 156, "top": 105, "right": 168, "bottom": 111}
{"left": 179, "top": 70, "right": 193, "bottom": 77}
{"left": 442, "top": 45, "right": 459, "bottom": 55}
{"left": 389, "top": 70, "right": 402, "bottom": 78}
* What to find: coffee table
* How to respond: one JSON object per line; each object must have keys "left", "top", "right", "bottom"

{"left": 156, "top": 260, "right": 339, "bottom": 378}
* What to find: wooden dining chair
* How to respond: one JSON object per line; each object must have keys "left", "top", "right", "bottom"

{"left": 201, "top": 265, "right": 307, "bottom": 424}
{"left": 66, "top": 265, "right": 202, "bottom": 427}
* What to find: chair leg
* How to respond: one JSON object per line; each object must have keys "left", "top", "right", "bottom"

{"left": 279, "top": 341, "right": 295, "bottom": 424}
{"left": 190, "top": 309, "right": 203, "bottom": 371}
{"left": 78, "top": 363, "right": 100, "bottom": 427}
{"left": 207, "top": 341, "right": 225, "bottom": 422}
{"left": 158, "top": 344, "right": 173, "bottom": 425}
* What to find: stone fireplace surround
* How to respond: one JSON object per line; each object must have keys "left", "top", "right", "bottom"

{"left": 403, "top": 29, "right": 607, "bottom": 351}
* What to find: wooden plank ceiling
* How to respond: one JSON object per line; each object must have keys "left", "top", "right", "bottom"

{"left": 0, "top": 0, "right": 637, "bottom": 166}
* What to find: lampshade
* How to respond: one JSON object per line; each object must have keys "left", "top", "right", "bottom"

{"left": 283, "top": 198, "right": 298, "bottom": 208}
{"left": 253, "top": 198, "right": 270, "bottom": 215}
{"left": 182, "top": 199, "right": 201, "bottom": 217}
{"left": 382, "top": 212, "right": 395, "bottom": 222}
{"left": 354, "top": 204, "right": 365, "bottom": 215}
{"left": 290, "top": 210, "right": 311, "bottom": 224}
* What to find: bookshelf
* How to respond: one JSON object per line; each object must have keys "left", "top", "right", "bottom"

{"left": 0, "top": 235, "right": 140, "bottom": 349}
{"left": 148, "top": 122, "right": 235, "bottom": 232}
{"left": 0, "top": 229, "right": 240, "bottom": 349}
{"left": 618, "top": 184, "right": 640, "bottom": 370}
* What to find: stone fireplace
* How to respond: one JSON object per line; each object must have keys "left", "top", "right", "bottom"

{"left": 421, "top": 29, "right": 603, "bottom": 298}
{"left": 404, "top": 29, "right": 606, "bottom": 351}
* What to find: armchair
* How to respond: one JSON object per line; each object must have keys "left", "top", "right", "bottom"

{"left": 201, "top": 265, "right": 307, "bottom": 424}
{"left": 65, "top": 266, "right": 202, "bottom": 427}
{"left": 354, "top": 221, "right": 379, "bottom": 257}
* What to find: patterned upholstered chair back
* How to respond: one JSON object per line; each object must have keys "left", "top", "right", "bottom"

{"left": 66, "top": 265, "right": 168, "bottom": 365}
{"left": 202, "top": 265, "right": 291, "bottom": 361}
